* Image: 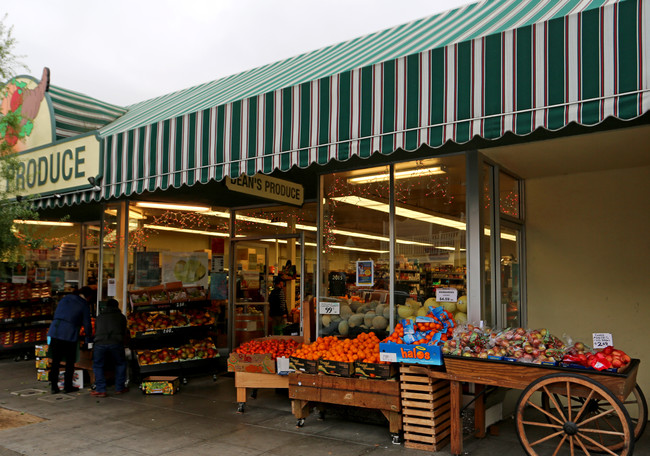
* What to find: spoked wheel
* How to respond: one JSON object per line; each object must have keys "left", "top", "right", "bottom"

{"left": 515, "top": 373, "right": 634, "bottom": 456}
{"left": 542, "top": 383, "right": 647, "bottom": 451}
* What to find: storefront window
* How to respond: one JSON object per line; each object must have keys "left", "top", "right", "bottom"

{"left": 482, "top": 163, "right": 494, "bottom": 326}
{"left": 319, "top": 166, "right": 391, "bottom": 337}
{"left": 10, "top": 220, "right": 81, "bottom": 294}
{"left": 394, "top": 156, "right": 467, "bottom": 325}
{"left": 499, "top": 171, "right": 520, "bottom": 218}
{"left": 501, "top": 224, "right": 522, "bottom": 327}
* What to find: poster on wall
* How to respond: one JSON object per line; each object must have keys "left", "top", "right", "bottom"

{"left": 210, "top": 272, "right": 228, "bottom": 300}
{"left": 356, "top": 260, "right": 374, "bottom": 287}
{"left": 135, "top": 252, "right": 161, "bottom": 288}
{"left": 35, "top": 268, "right": 48, "bottom": 283}
{"left": 161, "top": 252, "right": 209, "bottom": 287}
{"left": 50, "top": 270, "right": 65, "bottom": 292}
{"left": 11, "top": 264, "right": 27, "bottom": 284}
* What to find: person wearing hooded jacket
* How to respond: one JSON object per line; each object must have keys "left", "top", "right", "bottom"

{"left": 90, "top": 298, "right": 129, "bottom": 397}
{"left": 47, "top": 286, "right": 94, "bottom": 394}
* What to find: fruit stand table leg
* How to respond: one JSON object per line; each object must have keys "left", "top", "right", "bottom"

{"left": 380, "top": 410, "right": 402, "bottom": 444}
{"left": 474, "top": 384, "right": 486, "bottom": 438}
{"left": 450, "top": 380, "right": 463, "bottom": 456}
{"left": 236, "top": 387, "right": 247, "bottom": 413}
{"left": 292, "top": 399, "right": 310, "bottom": 427}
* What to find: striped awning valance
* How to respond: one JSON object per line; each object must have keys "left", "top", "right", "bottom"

{"left": 51, "top": 0, "right": 650, "bottom": 206}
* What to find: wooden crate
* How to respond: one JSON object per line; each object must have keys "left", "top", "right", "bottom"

{"left": 400, "top": 365, "right": 451, "bottom": 452}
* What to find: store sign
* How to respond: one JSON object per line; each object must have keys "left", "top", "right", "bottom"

{"left": 226, "top": 174, "right": 304, "bottom": 206}
{"left": 3, "top": 134, "right": 101, "bottom": 197}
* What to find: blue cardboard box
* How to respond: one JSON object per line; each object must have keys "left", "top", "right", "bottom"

{"left": 379, "top": 342, "right": 442, "bottom": 365}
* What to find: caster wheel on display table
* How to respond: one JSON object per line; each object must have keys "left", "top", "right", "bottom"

{"left": 213, "top": 374, "right": 217, "bottom": 382}
{"left": 237, "top": 402, "right": 245, "bottom": 414}
{"left": 296, "top": 418, "right": 305, "bottom": 428}
{"left": 182, "top": 378, "right": 188, "bottom": 385}
{"left": 391, "top": 433, "right": 401, "bottom": 445}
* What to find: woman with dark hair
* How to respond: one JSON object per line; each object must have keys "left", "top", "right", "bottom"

{"left": 90, "top": 298, "right": 129, "bottom": 397}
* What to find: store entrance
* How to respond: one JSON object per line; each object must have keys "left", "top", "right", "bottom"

{"left": 231, "top": 242, "right": 269, "bottom": 349}
{"left": 228, "top": 233, "right": 308, "bottom": 351}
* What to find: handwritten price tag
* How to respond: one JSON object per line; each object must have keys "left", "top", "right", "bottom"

{"left": 319, "top": 301, "right": 340, "bottom": 315}
{"left": 592, "top": 333, "right": 613, "bottom": 349}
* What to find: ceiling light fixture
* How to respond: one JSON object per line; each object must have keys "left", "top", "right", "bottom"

{"left": 13, "top": 220, "right": 75, "bottom": 227}
{"left": 136, "top": 202, "right": 211, "bottom": 212}
{"left": 143, "top": 224, "right": 228, "bottom": 237}
{"left": 348, "top": 166, "right": 446, "bottom": 184}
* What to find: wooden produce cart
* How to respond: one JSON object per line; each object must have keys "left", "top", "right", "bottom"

{"left": 415, "top": 356, "right": 645, "bottom": 456}
{"left": 229, "top": 335, "right": 306, "bottom": 413}
{"left": 288, "top": 372, "right": 403, "bottom": 444}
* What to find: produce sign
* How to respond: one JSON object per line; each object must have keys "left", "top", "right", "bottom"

{"left": 234, "top": 337, "right": 300, "bottom": 360}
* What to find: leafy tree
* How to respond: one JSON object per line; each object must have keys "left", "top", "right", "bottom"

{"left": 0, "top": 14, "right": 40, "bottom": 261}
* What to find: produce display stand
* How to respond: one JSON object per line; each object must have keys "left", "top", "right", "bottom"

{"left": 414, "top": 356, "right": 644, "bottom": 456}
{"left": 235, "top": 371, "right": 289, "bottom": 412}
{"left": 231, "top": 305, "right": 313, "bottom": 413}
{"left": 288, "top": 372, "right": 402, "bottom": 443}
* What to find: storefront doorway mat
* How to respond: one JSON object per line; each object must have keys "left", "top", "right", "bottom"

{"left": 10, "top": 388, "right": 48, "bottom": 397}
{"left": 0, "top": 407, "right": 45, "bottom": 430}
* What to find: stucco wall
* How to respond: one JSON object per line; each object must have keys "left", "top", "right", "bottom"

{"left": 526, "top": 165, "right": 650, "bottom": 398}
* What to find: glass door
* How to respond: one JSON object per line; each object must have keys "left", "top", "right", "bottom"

{"left": 230, "top": 242, "right": 269, "bottom": 350}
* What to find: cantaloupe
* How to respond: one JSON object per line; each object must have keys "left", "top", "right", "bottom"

{"left": 364, "top": 311, "right": 376, "bottom": 327}
{"left": 372, "top": 315, "right": 388, "bottom": 330}
{"left": 348, "top": 314, "right": 364, "bottom": 328}
{"left": 338, "top": 320, "right": 349, "bottom": 336}
{"left": 321, "top": 315, "right": 331, "bottom": 327}
{"left": 375, "top": 304, "right": 385, "bottom": 318}
{"left": 383, "top": 306, "right": 391, "bottom": 319}
{"left": 340, "top": 305, "right": 353, "bottom": 320}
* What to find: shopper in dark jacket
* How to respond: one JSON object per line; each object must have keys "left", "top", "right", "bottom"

{"left": 91, "top": 298, "right": 128, "bottom": 397}
{"left": 268, "top": 276, "right": 287, "bottom": 334}
{"left": 47, "top": 286, "right": 94, "bottom": 394}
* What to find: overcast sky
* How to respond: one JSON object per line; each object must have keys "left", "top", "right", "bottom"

{"left": 4, "top": 0, "right": 476, "bottom": 107}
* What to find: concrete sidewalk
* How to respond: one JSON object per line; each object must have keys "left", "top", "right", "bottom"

{"left": 0, "top": 358, "right": 647, "bottom": 455}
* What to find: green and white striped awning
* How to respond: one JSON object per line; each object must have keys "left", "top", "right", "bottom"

{"left": 59, "top": 0, "right": 650, "bottom": 206}
{"left": 48, "top": 84, "right": 126, "bottom": 140}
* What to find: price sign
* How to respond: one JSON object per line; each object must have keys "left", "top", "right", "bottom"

{"left": 436, "top": 287, "right": 458, "bottom": 303}
{"left": 380, "top": 352, "right": 397, "bottom": 362}
{"left": 319, "top": 301, "right": 340, "bottom": 315}
{"left": 592, "top": 333, "right": 613, "bottom": 349}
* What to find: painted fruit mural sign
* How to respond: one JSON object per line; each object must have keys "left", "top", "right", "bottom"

{"left": 0, "top": 68, "right": 51, "bottom": 153}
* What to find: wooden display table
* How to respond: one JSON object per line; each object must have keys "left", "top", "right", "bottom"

{"left": 288, "top": 373, "right": 402, "bottom": 443}
{"left": 235, "top": 371, "right": 289, "bottom": 412}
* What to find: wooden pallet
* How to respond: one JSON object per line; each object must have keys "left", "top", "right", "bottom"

{"left": 400, "top": 365, "right": 451, "bottom": 452}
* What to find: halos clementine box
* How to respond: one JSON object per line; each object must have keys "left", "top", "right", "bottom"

{"left": 379, "top": 342, "right": 442, "bottom": 365}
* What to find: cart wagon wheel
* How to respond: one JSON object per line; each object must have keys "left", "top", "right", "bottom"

{"left": 515, "top": 373, "right": 634, "bottom": 456}
{"left": 541, "top": 383, "right": 647, "bottom": 449}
